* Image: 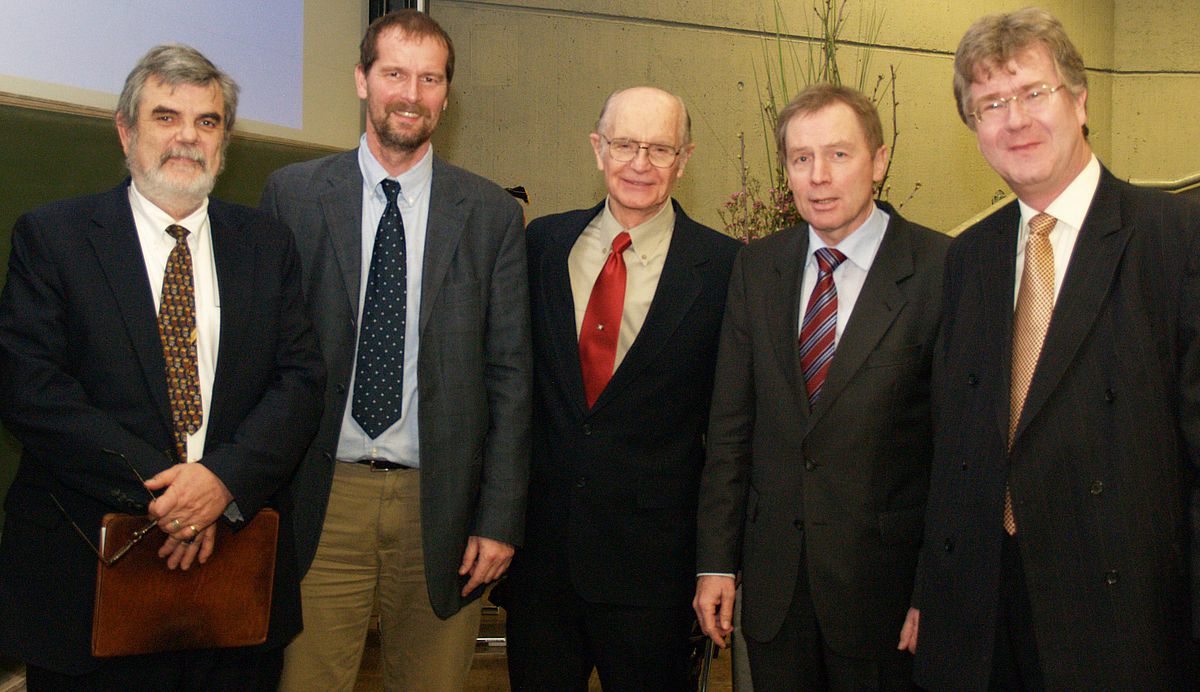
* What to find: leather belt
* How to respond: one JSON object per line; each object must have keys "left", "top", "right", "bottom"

{"left": 347, "top": 458, "right": 414, "bottom": 472}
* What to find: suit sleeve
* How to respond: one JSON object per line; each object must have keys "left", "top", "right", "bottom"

{"left": 696, "top": 246, "right": 755, "bottom": 573}
{"left": 1177, "top": 205, "right": 1200, "bottom": 639}
{"left": 472, "top": 200, "right": 532, "bottom": 545}
{"left": 197, "top": 222, "right": 325, "bottom": 519}
{"left": 0, "top": 212, "right": 172, "bottom": 509}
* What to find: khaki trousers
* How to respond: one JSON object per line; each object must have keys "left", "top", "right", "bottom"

{"left": 280, "top": 462, "right": 481, "bottom": 691}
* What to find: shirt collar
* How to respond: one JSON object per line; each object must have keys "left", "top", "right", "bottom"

{"left": 1018, "top": 154, "right": 1100, "bottom": 231}
{"left": 357, "top": 133, "right": 434, "bottom": 205}
{"left": 128, "top": 179, "right": 209, "bottom": 240}
{"left": 598, "top": 198, "right": 676, "bottom": 266}
{"left": 806, "top": 203, "right": 889, "bottom": 273}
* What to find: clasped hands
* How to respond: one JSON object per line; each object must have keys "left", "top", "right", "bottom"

{"left": 144, "top": 462, "right": 233, "bottom": 571}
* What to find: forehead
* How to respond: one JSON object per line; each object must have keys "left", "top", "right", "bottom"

{"left": 970, "top": 44, "right": 1059, "bottom": 95}
{"left": 785, "top": 102, "right": 869, "bottom": 149}
{"left": 371, "top": 29, "right": 449, "bottom": 72}
{"left": 605, "top": 93, "right": 682, "bottom": 144}
{"left": 138, "top": 77, "right": 224, "bottom": 117}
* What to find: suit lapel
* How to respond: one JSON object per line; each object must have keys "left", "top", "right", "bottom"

{"left": 766, "top": 228, "right": 813, "bottom": 417}
{"left": 543, "top": 205, "right": 601, "bottom": 417}
{"left": 1014, "top": 171, "right": 1131, "bottom": 442}
{"left": 590, "top": 204, "right": 704, "bottom": 412}
{"left": 809, "top": 214, "right": 914, "bottom": 428}
{"left": 85, "top": 182, "right": 173, "bottom": 436}
{"left": 420, "top": 157, "right": 469, "bottom": 333}
{"left": 320, "top": 152, "right": 365, "bottom": 324}
{"left": 207, "top": 200, "right": 252, "bottom": 439}
{"left": 976, "top": 202, "right": 1022, "bottom": 442}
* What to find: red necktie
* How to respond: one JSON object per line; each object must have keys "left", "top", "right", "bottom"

{"left": 579, "top": 232, "right": 632, "bottom": 408}
{"left": 799, "top": 247, "right": 847, "bottom": 406}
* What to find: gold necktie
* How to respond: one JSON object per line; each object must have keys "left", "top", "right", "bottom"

{"left": 1004, "top": 212, "right": 1056, "bottom": 535}
{"left": 160, "top": 224, "right": 203, "bottom": 463}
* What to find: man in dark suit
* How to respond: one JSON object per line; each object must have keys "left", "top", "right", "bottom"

{"left": 259, "top": 10, "right": 530, "bottom": 691}
{"left": 490, "top": 86, "right": 739, "bottom": 690}
{"left": 694, "top": 84, "right": 948, "bottom": 690}
{"left": 0, "top": 44, "right": 324, "bottom": 688}
{"left": 905, "top": 8, "right": 1200, "bottom": 690}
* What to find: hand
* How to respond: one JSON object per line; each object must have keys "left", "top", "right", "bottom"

{"left": 158, "top": 523, "right": 216, "bottom": 570}
{"left": 898, "top": 607, "right": 920, "bottom": 653}
{"left": 458, "top": 536, "right": 515, "bottom": 597}
{"left": 693, "top": 575, "right": 737, "bottom": 648}
{"left": 146, "top": 462, "right": 234, "bottom": 541}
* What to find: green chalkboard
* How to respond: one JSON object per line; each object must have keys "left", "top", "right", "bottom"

{"left": 0, "top": 100, "right": 341, "bottom": 534}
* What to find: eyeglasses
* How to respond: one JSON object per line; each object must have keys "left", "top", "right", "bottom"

{"left": 50, "top": 448, "right": 162, "bottom": 566}
{"left": 971, "top": 84, "right": 1066, "bottom": 125}
{"left": 600, "top": 135, "right": 683, "bottom": 168}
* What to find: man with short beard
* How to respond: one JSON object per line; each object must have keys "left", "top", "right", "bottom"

{"left": 260, "top": 10, "right": 531, "bottom": 691}
{"left": 0, "top": 44, "right": 324, "bottom": 688}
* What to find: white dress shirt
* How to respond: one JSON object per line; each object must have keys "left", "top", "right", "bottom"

{"left": 797, "top": 204, "right": 890, "bottom": 341}
{"left": 1013, "top": 154, "right": 1101, "bottom": 308}
{"left": 128, "top": 181, "right": 220, "bottom": 464}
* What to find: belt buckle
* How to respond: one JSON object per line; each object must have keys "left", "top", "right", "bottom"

{"left": 368, "top": 458, "right": 394, "bottom": 472}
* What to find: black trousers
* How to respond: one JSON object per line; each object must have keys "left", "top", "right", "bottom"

{"left": 744, "top": 546, "right": 915, "bottom": 692}
{"left": 25, "top": 646, "right": 283, "bottom": 692}
{"left": 499, "top": 570, "right": 695, "bottom": 692}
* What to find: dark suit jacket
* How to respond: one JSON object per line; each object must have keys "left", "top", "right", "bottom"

{"left": 494, "top": 200, "right": 739, "bottom": 609}
{"left": 0, "top": 181, "right": 325, "bottom": 674}
{"left": 913, "top": 169, "right": 1200, "bottom": 691}
{"left": 696, "top": 203, "right": 948, "bottom": 657}
{"left": 260, "top": 150, "right": 531, "bottom": 619}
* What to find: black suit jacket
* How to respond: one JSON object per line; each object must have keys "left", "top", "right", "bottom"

{"left": 261, "top": 150, "right": 531, "bottom": 618}
{"left": 913, "top": 169, "right": 1200, "bottom": 691}
{"left": 0, "top": 181, "right": 325, "bottom": 674}
{"left": 697, "top": 204, "right": 948, "bottom": 656}
{"left": 496, "top": 200, "right": 739, "bottom": 608}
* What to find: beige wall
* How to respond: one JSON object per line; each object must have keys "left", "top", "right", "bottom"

{"left": 428, "top": 1, "right": 1196, "bottom": 233}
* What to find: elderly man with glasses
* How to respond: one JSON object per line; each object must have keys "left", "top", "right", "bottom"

{"left": 490, "top": 86, "right": 739, "bottom": 690}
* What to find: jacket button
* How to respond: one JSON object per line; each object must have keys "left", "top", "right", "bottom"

{"left": 1105, "top": 570, "right": 1119, "bottom": 585}
{"left": 961, "top": 462, "right": 969, "bottom": 470}
{"left": 967, "top": 374, "right": 979, "bottom": 386}
{"left": 793, "top": 519, "right": 804, "bottom": 529}
{"left": 582, "top": 423, "right": 593, "bottom": 436}
{"left": 944, "top": 538, "right": 954, "bottom": 553}
{"left": 1104, "top": 388, "right": 1115, "bottom": 402}
{"left": 336, "top": 382, "right": 347, "bottom": 394}
{"left": 804, "top": 458, "right": 817, "bottom": 471}
{"left": 1090, "top": 480, "right": 1104, "bottom": 495}
{"left": 575, "top": 477, "right": 587, "bottom": 489}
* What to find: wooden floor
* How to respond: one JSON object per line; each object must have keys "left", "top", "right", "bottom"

{"left": 354, "top": 606, "right": 735, "bottom": 691}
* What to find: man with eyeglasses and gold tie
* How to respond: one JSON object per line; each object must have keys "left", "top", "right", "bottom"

{"left": 0, "top": 44, "right": 323, "bottom": 688}
{"left": 489, "top": 86, "right": 739, "bottom": 690}
{"left": 904, "top": 8, "right": 1200, "bottom": 690}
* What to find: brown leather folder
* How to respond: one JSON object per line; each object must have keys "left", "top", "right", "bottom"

{"left": 91, "top": 508, "right": 278, "bottom": 657}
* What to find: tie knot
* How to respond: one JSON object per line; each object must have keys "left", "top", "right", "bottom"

{"left": 165, "top": 224, "right": 190, "bottom": 242}
{"left": 1028, "top": 213, "right": 1057, "bottom": 238}
{"left": 380, "top": 179, "right": 401, "bottom": 205}
{"left": 612, "top": 231, "right": 632, "bottom": 256}
{"left": 814, "top": 247, "right": 847, "bottom": 273}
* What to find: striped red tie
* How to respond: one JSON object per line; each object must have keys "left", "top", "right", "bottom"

{"left": 799, "top": 247, "right": 847, "bottom": 406}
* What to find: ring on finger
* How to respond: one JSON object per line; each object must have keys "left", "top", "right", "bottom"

{"left": 168, "top": 518, "right": 182, "bottom": 532}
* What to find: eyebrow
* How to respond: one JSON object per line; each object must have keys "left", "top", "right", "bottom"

{"left": 148, "top": 105, "right": 223, "bottom": 124}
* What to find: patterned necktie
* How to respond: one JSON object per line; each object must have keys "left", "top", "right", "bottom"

{"left": 1005, "top": 212, "right": 1057, "bottom": 534}
{"left": 579, "top": 231, "right": 632, "bottom": 408}
{"left": 160, "top": 224, "right": 203, "bottom": 463}
{"left": 352, "top": 179, "right": 407, "bottom": 439}
{"left": 799, "top": 247, "right": 848, "bottom": 406}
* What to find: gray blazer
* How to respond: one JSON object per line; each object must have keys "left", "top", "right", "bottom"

{"left": 260, "top": 150, "right": 531, "bottom": 618}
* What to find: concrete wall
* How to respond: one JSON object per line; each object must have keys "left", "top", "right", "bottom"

{"left": 429, "top": 1, "right": 1195, "bottom": 233}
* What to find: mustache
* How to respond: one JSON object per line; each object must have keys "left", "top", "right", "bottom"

{"left": 159, "top": 147, "right": 206, "bottom": 167}
{"left": 385, "top": 101, "right": 431, "bottom": 118}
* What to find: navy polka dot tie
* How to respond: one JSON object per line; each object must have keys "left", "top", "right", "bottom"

{"left": 352, "top": 179, "right": 407, "bottom": 438}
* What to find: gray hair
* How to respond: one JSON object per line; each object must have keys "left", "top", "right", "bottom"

{"left": 594, "top": 87, "right": 693, "bottom": 147}
{"left": 116, "top": 44, "right": 239, "bottom": 136}
{"left": 953, "top": 7, "right": 1087, "bottom": 129}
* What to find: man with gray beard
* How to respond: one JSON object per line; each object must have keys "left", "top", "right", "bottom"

{"left": 0, "top": 43, "right": 324, "bottom": 688}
